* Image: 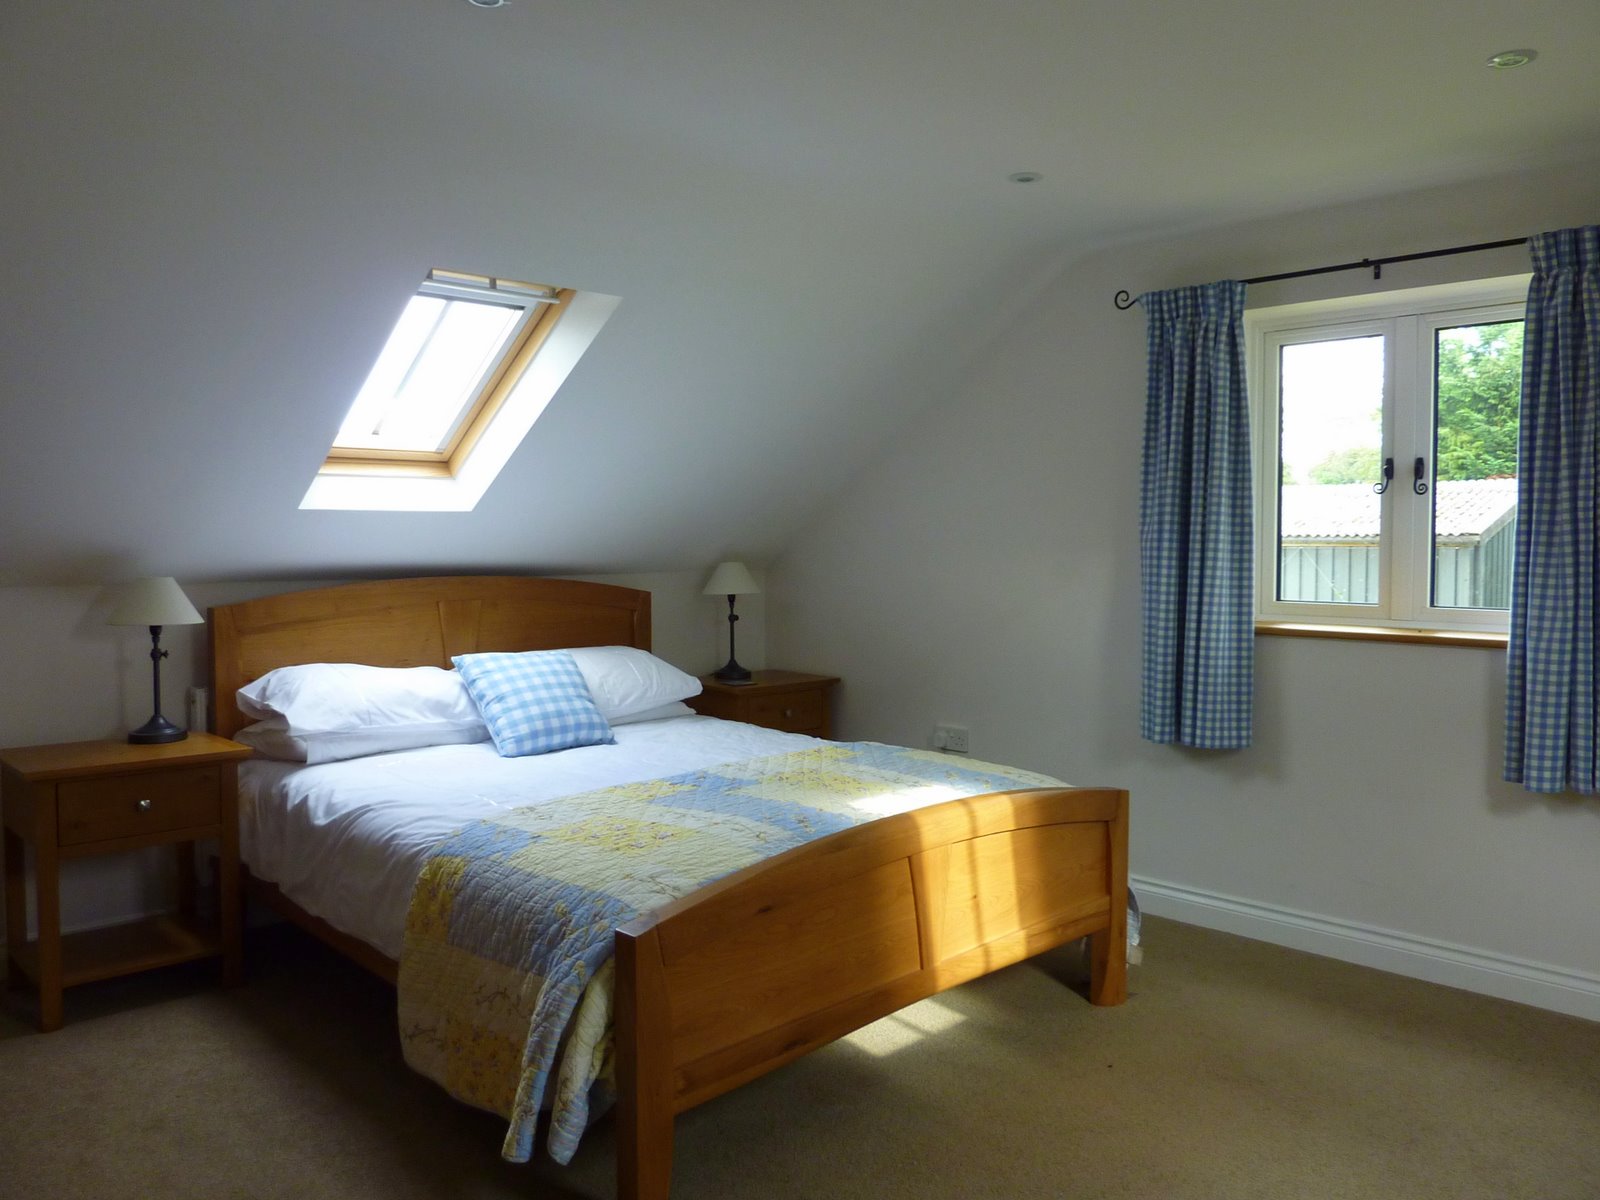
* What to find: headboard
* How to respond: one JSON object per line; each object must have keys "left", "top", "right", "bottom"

{"left": 208, "top": 576, "right": 652, "bottom": 738}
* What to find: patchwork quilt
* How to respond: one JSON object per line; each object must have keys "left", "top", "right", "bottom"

{"left": 396, "top": 741, "right": 1060, "bottom": 1162}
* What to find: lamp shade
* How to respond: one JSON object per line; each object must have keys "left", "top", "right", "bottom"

{"left": 106, "top": 577, "right": 204, "bottom": 627}
{"left": 702, "top": 561, "right": 760, "bottom": 596}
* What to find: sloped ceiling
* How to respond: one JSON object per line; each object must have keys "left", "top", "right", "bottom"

{"left": 2, "top": 2, "right": 1598, "bottom": 585}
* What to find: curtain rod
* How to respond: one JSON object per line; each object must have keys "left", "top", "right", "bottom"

{"left": 1112, "top": 236, "right": 1529, "bottom": 310}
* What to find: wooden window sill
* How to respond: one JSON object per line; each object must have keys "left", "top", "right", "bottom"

{"left": 1255, "top": 622, "right": 1507, "bottom": 649}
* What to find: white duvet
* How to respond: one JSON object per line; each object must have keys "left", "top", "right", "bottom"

{"left": 239, "top": 714, "right": 819, "bottom": 960}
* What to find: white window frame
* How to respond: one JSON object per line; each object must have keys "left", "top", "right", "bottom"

{"left": 1247, "top": 275, "right": 1529, "bottom": 634}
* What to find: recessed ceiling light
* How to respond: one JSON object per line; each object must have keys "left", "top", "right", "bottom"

{"left": 467, "top": 0, "right": 508, "bottom": 8}
{"left": 1008, "top": 171, "right": 1043, "bottom": 184}
{"left": 1486, "top": 48, "right": 1537, "bottom": 68}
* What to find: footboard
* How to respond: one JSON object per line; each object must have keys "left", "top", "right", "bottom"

{"left": 613, "top": 785, "right": 1129, "bottom": 1200}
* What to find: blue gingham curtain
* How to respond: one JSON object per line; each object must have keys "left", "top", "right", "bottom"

{"left": 1138, "top": 281, "right": 1253, "bottom": 748}
{"left": 1505, "top": 226, "right": 1600, "bottom": 793}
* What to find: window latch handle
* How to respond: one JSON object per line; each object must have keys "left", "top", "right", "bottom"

{"left": 1373, "top": 457, "right": 1393, "bottom": 494}
{"left": 1412, "top": 456, "right": 1429, "bottom": 495}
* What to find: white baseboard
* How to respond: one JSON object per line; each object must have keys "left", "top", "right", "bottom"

{"left": 10, "top": 886, "right": 1595, "bottom": 1023}
{"left": 1132, "top": 874, "right": 1600, "bottom": 1023}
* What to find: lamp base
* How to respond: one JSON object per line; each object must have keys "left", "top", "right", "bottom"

{"left": 713, "top": 662, "right": 753, "bottom": 684}
{"left": 128, "top": 714, "right": 187, "bottom": 745}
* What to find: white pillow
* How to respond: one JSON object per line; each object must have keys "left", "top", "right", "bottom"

{"left": 233, "top": 718, "right": 306, "bottom": 761}
{"left": 608, "top": 700, "right": 696, "bottom": 726}
{"left": 564, "top": 646, "right": 701, "bottom": 722}
{"left": 235, "top": 663, "right": 489, "bottom": 763}
{"left": 232, "top": 716, "right": 489, "bottom": 764}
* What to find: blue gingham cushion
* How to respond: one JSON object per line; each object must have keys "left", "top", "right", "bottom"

{"left": 452, "top": 650, "right": 615, "bottom": 758}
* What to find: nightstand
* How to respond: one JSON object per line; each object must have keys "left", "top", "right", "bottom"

{"left": 688, "top": 670, "right": 840, "bottom": 737}
{"left": 0, "top": 733, "right": 252, "bottom": 1031}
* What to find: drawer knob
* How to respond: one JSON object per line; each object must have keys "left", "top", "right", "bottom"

{"left": 136, "top": 798, "right": 153, "bottom": 813}
{"left": 783, "top": 708, "right": 794, "bottom": 718}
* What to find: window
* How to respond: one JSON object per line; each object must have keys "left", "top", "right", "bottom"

{"left": 301, "top": 269, "right": 619, "bottom": 512}
{"left": 1248, "top": 276, "right": 1528, "bottom": 633}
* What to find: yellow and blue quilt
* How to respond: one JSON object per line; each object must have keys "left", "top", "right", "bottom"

{"left": 396, "top": 741, "right": 1060, "bottom": 1163}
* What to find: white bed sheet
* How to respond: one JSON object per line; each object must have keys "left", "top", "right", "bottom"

{"left": 239, "top": 714, "right": 820, "bottom": 960}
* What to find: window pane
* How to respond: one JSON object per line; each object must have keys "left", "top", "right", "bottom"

{"left": 1432, "top": 320, "right": 1522, "bottom": 610}
{"left": 335, "top": 295, "right": 520, "bottom": 453}
{"left": 1277, "top": 336, "right": 1384, "bottom": 604}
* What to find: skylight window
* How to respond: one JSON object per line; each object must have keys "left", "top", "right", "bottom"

{"left": 334, "top": 287, "right": 523, "bottom": 453}
{"left": 326, "top": 270, "right": 567, "bottom": 470}
{"left": 301, "top": 268, "right": 619, "bottom": 512}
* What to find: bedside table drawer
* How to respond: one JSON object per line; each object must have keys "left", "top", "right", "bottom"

{"left": 57, "top": 766, "right": 221, "bottom": 845}
{"left": 745, "top": 690, "right": 825, "bottom": 733}
{"left": 692, "top": 671, "right": 837, "bottom": 737}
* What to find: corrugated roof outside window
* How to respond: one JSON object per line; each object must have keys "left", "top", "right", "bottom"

{"left": 1280, "top": 478, "right": 1518, "bottom": 541}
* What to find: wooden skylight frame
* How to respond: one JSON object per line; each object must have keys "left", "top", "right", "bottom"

{"left": 319, "top": 269, "right": 578, "bottom": 480}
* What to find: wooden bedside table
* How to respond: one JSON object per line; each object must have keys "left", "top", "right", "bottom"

{"left": 688, "top": 670, "right": 840, "bottom": 738}
{"left": 0, "top": 733, "right": 253, "bottom": 1031}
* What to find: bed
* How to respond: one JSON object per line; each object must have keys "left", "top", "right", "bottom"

{"left": 209, "top": 575, "right": 1129, "bottom": 1200}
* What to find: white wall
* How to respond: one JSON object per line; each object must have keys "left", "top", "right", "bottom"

{"left": 0, "top": 570, "right": 761, "bottom": 938}
{"left": 769, "top": 159, "right": 1600, "bottom": 1019}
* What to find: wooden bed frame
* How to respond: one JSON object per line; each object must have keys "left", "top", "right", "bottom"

{"left": 210, "top": 576, "right": 1129, "bottom": 1200}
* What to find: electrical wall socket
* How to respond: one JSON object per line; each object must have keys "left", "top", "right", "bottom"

{"left": 933, "top": 724, "right": 969, "bottom": 754}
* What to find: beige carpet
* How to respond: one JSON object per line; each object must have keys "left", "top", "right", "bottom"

{"left": 1, "top": 915, "right": 1596, "bottom": 1199}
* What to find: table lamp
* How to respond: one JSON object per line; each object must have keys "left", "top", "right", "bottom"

{"left": 107, "top": 576, "right": 204, "bottom": 744}
{"left": 703, "top": 561, "right": 760, "bottom": 683}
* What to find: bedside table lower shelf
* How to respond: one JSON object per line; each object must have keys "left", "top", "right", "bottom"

{"left": 8, "top": 913, "right": 225, "bottom": 990}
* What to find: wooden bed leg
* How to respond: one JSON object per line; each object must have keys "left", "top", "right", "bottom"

{"left": 1088, "top": 927, "right": 1127, "bottom": 1006}
{"left": 1089, "top": 789, "right": 1130, "bottom": 1007}
{"left": 617, "top": 1101, "right": 675, "bottom": 1200}
{"left": 615, "top": 927, "right": 676, "bottom": 1200}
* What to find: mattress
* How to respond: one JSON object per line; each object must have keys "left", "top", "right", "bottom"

{"left": 238, "top": 713, "right": 820, "bottom": 960}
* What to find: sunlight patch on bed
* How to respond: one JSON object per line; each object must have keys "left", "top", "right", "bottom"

{"left": 848, "top": 783, "right": 967, "bottom": 818}
{"left": 842, "top": 996, "right": 969, "bottom": 1058}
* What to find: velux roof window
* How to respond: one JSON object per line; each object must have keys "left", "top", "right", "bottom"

{"left": 301, "top": 268, "right": 618, "bottom": 512}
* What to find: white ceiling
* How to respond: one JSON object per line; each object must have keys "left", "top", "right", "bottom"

{"left": 2, "top": 1, "right": 1598, "bottom": 585}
